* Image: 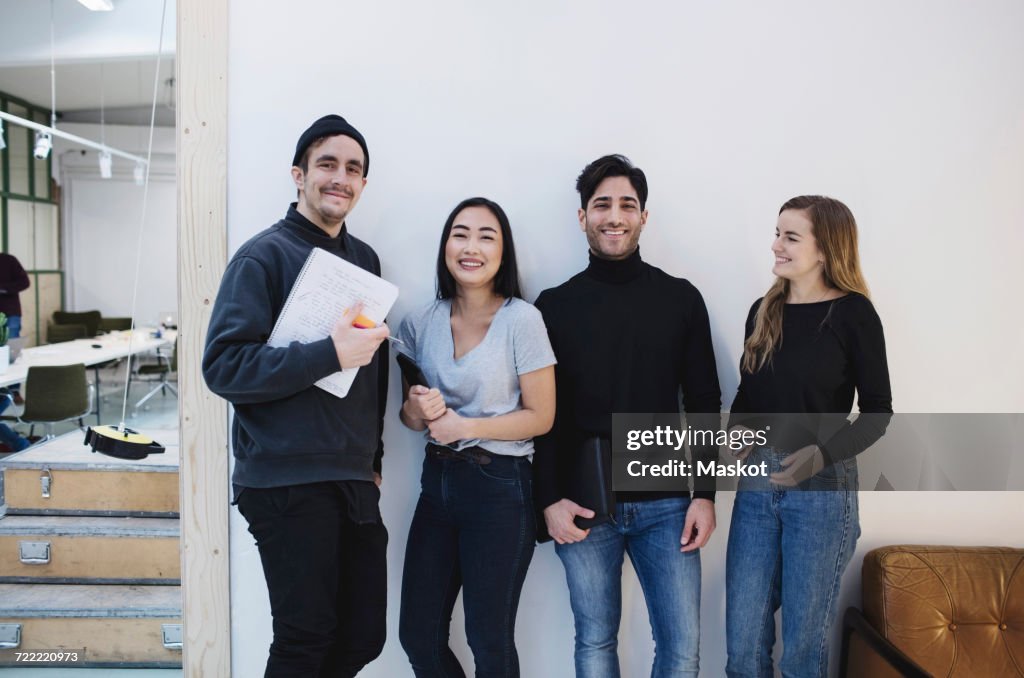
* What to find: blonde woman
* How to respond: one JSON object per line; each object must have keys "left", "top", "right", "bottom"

{"left": 725, "top": 196, "right": 892, "bottom": 677}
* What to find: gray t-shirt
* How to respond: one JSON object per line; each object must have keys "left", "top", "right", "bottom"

{"left": 396, "top": 297, "right": 556, "bottom": 457}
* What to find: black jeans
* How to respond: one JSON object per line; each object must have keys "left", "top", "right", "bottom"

{"left": 237, "top": 480, "right": 388, "bottom": 678}
{"left": 399, "top": 448, "right": 536, "bottom": 678}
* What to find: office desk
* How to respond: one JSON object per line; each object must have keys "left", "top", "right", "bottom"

{"left": 0, "top": 331, "right": 176, "bottom": 421}
{"left": 0, "top": 330, "right": 175, "bottom": 389}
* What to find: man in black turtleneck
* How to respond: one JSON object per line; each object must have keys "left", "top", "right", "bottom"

{"left": 204, "top": 115, "right": 390, "bottom": 677}
{"left": 534, "top": 154, "right": 721, "bottom": 677}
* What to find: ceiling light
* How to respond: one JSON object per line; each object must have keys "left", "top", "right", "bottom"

{"left": 33, "top": 131, "right": 52, "bottom": 159}
{"left": 99, "top": 150, "right": 112, "bottom": 178}
{"left": 0, "top": 111, "right": 148, "bottom": 168}
{"left": 76, "top": 0, "right": 114, "bottom": 10}
{"left": 133, "top": 161, "right": 145, "bottom": 186}
{"left": 0, "top": 120, "right": 6, "bottom": 151}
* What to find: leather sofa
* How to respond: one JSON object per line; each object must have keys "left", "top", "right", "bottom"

{"left": 841, "top": 545, "right": 1024, "bottom": 677}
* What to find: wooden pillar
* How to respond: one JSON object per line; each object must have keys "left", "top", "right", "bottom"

{"left": 177, "top": 0, "right": 230, "bottom": 675}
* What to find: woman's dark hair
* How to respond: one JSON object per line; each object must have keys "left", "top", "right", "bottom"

{"left": 436, "top": 197, "right": 523, "bottom": 300}
{"left": 576, "top": 154, "right": 649, "bottom": 210}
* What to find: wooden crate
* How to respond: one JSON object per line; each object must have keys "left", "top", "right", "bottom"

{"left": 0, "top": 516, "right": 180, "bottom": 584}
{"left": 0, "top": 583, "right": 182, "bottom": 667}
{"left": 1, "top": 430, "right": 179, "bottom": 516}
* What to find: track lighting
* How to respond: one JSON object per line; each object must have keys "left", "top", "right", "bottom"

{"left": 33, "top": 131, "right": 52, "bottom": 159}
{"left": 99, "top": 150, "right": 112, "bottom": 178}
{"left": 0, "top": 111, "right": 148, "bottom": 169}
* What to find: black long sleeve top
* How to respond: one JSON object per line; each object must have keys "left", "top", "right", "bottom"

{"left": 0, "top": 253, "right": 30, "bottom": 317}
{"left": 533, "top": 249, "right": 722, "bottom": 509}
{"left": 730, "top": 294, "right": 893, "bottom": 464}
{"left": 202, "top": 205, "right": 389, "bottom": 496}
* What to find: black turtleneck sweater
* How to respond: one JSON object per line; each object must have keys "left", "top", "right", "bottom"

{"left": 203, "top": 204, "right": 389, "bottom": 496}
{"left": 533, "top": 249, "right": 721, "bottom": 511}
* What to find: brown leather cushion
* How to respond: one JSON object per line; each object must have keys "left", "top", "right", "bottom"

{"left": 861, "top": 545, "right": 1024, "bottom": 676}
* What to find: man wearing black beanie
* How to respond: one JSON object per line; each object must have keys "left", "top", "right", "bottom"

{"left": 204, "top": 114, "right": 389, "bottom": 676}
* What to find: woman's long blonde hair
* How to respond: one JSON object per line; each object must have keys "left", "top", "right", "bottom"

{"left": 741, "top": 195, "right": 870, "bottom": 374}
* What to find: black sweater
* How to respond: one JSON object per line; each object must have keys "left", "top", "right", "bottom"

{"left": 533, "top": 249, "right": 722, "bottom": 508}
{"left": 730, "top": 294, "right": 892, "bottom": 464}
{"left": 0, "top": 253, "right": 30, "bottom": 317}
{"left": 202, "top": 205, "right": 389, "bottom": 494}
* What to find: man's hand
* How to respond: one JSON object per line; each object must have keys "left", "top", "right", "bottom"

{"left": 373, "top": 472, "right": 382, "bottom": 488}
{"left": 427, "top": 410, "right": 473, "bottom": 445}
{"left": 405, "top": 385, "right": 446, "bottom": 422}
{"left": 680, "top": 498, "right": 715, "bottom": 552}
{"left": 331, "top": 303, "right": 389, "bottom": 369}
{"left": 544, "top": 499, "right": 595, "bottom": 545}
{"left": 771, "top": 445, "right": 824, "bottom": 486}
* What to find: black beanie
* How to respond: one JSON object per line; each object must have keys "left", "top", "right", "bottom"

{"left": 292, "top": 114, "right": 370, "bottom": 176}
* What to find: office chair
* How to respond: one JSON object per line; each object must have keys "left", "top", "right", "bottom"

{"left": 44, "top": 324, "right": 104, "bottom": 423}
{"left": 52, "top": 310, "right": 102, "bottom": 338}
{"left": 46, "top": 322, "right": 88, "bottom": 344}
{"left": 131, "top": 340, "right": 178, "bottom": 412}
{"left": 98, "top": 316, "right": 133, "bottom": 333}
{"left": 18, "top": 364, "right": 93, "bottom": 443}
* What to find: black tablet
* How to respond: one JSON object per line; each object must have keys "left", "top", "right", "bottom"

{"left": 396, "top": 351, "right": 429, "bottom": 388}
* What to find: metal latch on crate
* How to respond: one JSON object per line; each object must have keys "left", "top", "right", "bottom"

{"left": 0, "top": 623, "right": 22, "bottom": 649}
{"left": 19, "top": 541, "right": 51, "bottom": 565}
{"left": 162, "top": 624, "right": 183, "bottom": 650}
{"left": 40, "top": 468, "right": 52, "bottom": 498}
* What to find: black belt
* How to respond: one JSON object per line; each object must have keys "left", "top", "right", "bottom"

{"left": 426, "top": 443, "right": 492, "bottom": 465}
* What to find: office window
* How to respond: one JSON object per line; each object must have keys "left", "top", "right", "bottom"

{"left": 1, "top": 92, "right": 63, "bottom": 346}
{"left": 6, "top": 102, "right": 30, "bottom": 197}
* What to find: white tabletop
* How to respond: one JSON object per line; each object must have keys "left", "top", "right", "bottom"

{"left": 0, "top": 329, "right": 175, "bottom": 388}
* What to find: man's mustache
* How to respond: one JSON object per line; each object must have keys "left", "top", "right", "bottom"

{"left": 322, "top": 185, "right": 354, "bottom": 198}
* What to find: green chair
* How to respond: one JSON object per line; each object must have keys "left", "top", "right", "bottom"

{"left": 98, "top": 316, "right": 133, "bottom": 333}
{"left": 18, "top": 364, "right": 93, "bottom": 442}
{"left": 46, "top": 323, "right": 88, "bottom": 344}
{"left": 52, "top": 310, "right": 102, "bottom": 338}
{"left": 47, "top": 318, "right": 119, "bottom": 424}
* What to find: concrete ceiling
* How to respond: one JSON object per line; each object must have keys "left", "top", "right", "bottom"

{"left": 0, "top": 0, "right": 176, "bottom": 125}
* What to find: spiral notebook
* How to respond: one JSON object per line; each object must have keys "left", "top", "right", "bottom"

{"left": 268, "top": 247, "right": 399, "bottom": 398}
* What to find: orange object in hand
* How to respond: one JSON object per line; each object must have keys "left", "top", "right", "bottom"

{"left": 352, "top": 314, "right": 376, "bottom": 329}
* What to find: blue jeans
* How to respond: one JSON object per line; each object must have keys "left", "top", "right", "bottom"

{"left": 555, "top": 497, "right": 701, "bottom": 678}
{"left": 399, "top": 450, "right": 535, "bottom": 678}
{"left": 725, "top": 448, "right": 860, "bottom": 678}
{"left": 0, "top": 392, "right": 28, "bottom": 451}
{"left": 7, "top": 315, "right": 21, "bottom": 339}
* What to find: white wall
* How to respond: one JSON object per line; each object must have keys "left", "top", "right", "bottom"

{"left": 226, "top": 2, "right": 1024, "bottom": 676}
{"left": 55, "top": 123, "right": 177, "bottom": 321}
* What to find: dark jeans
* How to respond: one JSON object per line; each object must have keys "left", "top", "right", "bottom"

{"left": 0, "top": 391, "right": 29, "bottom": 451}
{"left": 399, "top": 449, "right": 536, "bottom": 678}
{"left": 237, "top": 480, "right": 388, "bottom": 678}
